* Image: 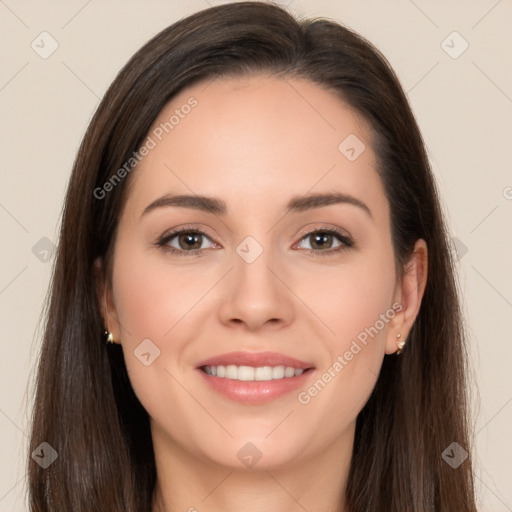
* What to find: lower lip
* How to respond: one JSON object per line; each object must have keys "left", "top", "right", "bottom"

{"left": 196, "top": 368, "right": 315, "bottom": 405}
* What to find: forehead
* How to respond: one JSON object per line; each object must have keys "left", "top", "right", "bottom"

{"left": 122, "top": 74, "right": 388, "bottom": 222}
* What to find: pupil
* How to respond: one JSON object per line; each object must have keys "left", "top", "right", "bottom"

{"left": 181, "top": 233, "right": 201, "bottom": 249}
{"left": 312, "top": 232, "right": 331, "bottom": 250}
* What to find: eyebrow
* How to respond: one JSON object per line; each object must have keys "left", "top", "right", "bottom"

{"left": 141, "top": 192, "right": 372, "bottom": 219}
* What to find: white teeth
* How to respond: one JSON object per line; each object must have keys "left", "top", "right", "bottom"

{"left": 225, "top": 365, "right": 238, "bottom": 379}
{"left": 202, "top": 364, "right": 306, "bottom": 381}
{"left": 284, "top": 366, "right": 295, "bottom": 378}
{"left": 237, "top": 365, "right": 255, "bottom": 381}
{"left": 255, "top": 366, "right": 273, "bottom": 381}
{"left": 272, "top": 366, "right": 284, "bottom": 379}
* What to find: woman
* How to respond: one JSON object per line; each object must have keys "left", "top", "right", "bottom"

{"left": 28, "top": 2, "right": 478, "bottom": 511}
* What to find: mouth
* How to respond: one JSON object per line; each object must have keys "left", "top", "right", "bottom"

{"left": 195, "top": 351, "right": 316, "bottom": 404}
{"left": 195, "top": 350, "right": 315, "bottom": 378}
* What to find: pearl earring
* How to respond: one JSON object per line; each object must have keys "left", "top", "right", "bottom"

{"left": 396, "top": 333, "right": 405, "bottom": 354}
{"left": 105, "top": 330, "right": 117, "bottom": 344}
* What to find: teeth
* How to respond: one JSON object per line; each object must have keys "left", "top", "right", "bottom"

{"left": 203, "top": 365, "right": 305, "bottom": 381}
{"left": 255, "top": 366, "right": 273, "bottom": 380}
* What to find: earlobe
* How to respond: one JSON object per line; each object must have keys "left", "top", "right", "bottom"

{"left": 385, "top": 239, "right": 428, "bottom": 354}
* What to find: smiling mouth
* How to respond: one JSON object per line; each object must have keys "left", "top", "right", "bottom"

{"left": 199, "top": 364, "right": 314, "bottom": 381}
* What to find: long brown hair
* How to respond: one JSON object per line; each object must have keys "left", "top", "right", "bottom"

{"left": 27, "top": 2, "right": 477, "bottom": 510}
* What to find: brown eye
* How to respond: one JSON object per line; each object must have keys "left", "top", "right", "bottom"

{"left": 308, "top": 232, "right": 336, "bottom": 250}
{"left": 296, "top": 228, "right": 353, "bottom": 257}
{"left": 157, "top": 228, "right": 216, "bottom": 256}
{"left": 175, "top": 232, "right": 204, "bottom": 251}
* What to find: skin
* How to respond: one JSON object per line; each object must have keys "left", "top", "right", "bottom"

{"left": 96, "top": 75, "right": 427, "bottom": 512}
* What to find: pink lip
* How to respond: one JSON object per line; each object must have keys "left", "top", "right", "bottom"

{"left": 195, "top": 351, "right": 315, "bottom": 370}
{"left": 196, "top": 367, "right": 315, "bottom": 405}
{"left": 195, "top": 351, "right": 316, "bottom": 405}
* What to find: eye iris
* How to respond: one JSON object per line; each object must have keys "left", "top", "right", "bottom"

{"left": 311, "top": 232, "right": 332, "bottom": 250}
{"left": 179, "top": 232, "right": 202, "bottom": 250}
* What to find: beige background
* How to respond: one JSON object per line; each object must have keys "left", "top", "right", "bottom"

{"left": 1, "top": 0, "right": 511, "bottom": 510}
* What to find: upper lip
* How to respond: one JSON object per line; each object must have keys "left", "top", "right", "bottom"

{"left": 196, "top": 351, "right": 315, "bottom": 370}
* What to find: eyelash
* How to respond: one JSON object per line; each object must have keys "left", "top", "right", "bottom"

{"left": 156, "top": 224, "right": 354, "bottom": 258}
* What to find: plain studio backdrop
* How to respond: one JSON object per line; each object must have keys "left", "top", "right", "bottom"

{"left": 1, "top": 1, "right": 511, "bottom": 510}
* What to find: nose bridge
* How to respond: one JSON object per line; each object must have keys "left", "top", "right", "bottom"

{"left": 233, "top": 232, "right": 281, "bottom": 296}
{"left": 219, "top": 231, "right": 294, "bottom": 329}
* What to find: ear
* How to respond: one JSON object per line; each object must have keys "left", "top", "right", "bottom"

{"left": 93, "top": 257, "right": 121, "bottom": 343}
{"left": 385, "top": 239, "right": 428, "bottom": 354}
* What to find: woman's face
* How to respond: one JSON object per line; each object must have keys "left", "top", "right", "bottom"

{"left": 100, "top": 75, "right": 423, "bottom": 470}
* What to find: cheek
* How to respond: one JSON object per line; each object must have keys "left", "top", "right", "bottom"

{"left": 295, "top": 248, "right": 396, "bottom": 420}
{"left": 305, "top": 250, "right": 396, "bottom": 348}
{"left": 109, "top": 241, "right": 212, "bottom": 409}
{"left": 112, "top": 243, "right": 208, "bottom": 344}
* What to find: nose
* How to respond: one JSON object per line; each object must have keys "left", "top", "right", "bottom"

{"left": 217, "top": 243, "right": 295, "bottom": 332}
